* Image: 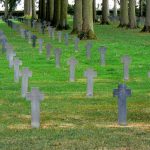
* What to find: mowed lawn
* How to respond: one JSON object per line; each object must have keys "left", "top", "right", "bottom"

{"left": 0, "top": 19, "right": 150, "bottom": 149}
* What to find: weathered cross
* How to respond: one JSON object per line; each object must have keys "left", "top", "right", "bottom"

{"left": 58, "top": 31, "right": 62, "bottom": 43}
{"left": 113, "top": 84, "right": 131, "bottom": 126}
{"left": 46, "top": 44, "right": 52, "bottom": 61}
{"left": 86, "top": 42, "right": 92, "bottom": 59}
{"left": 38, "top": 38, "right": 43, "bottom": 54}
{"left": 54, "top": 48, "right": 62, "bottom": 68}
{"left": 74, "top": 37, "right": 80, "bottom": 52}
{"left": 64, "top": 33, "right": 69, "bottom": 46}
{"left": 13, "top": 58, "right": 22, "bottom": 83}
{"left": 84, "top": 69, "right": 97, "bottom": 97}
{"left": 20, "top": 68, "right": 32, "bottom": 97}
{"left": 8, "top": 50, "right": 16, "bottom": 68}
{"left": 121, "top": 56, "right": 131, "bottom": 80}
{"left": 98, "top": 47, "right": 107, "bottom": 66}
{"left": 67, "top": 57, "right": 78, "bottom": 82}
{"left": 26, "top": 87, "right": 44, "bottom": 128}
{"left": 31, "top": 35, "right": 37, "bottom": 48}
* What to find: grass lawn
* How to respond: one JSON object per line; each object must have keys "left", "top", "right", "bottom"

{"left": 0, "top": 19, "right": 150, "bottom": 149}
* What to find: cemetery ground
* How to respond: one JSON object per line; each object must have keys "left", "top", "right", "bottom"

{"left": 0, "top": 19, "right": 150, "bottom": 149}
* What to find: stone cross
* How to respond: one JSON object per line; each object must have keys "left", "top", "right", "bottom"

{"left": 46, "top": 44, "right": 52, "bottom": 60}
{"left": 98, "top": 47, "right": 107, "bottom": 66}
{"left": 20, "top": 28, "right": 25, "bottom": 38}
{"left": 67, "top": 57, "right": 78, "bottom": 82}
{"left": 24, "top": 30, "right": 28, "bottom": 40}
{"left": 38, "top": 38, "right": 43, "bottom": 54}
{"left": 84, "top": 69, "right": 97, "bottom": 97}
{"left": 54, "top": 48, "right": 62, "bottom": 68}
{"left": 27, "top": 31, "right": 32, "bottom": 44}
{"left": 74, "top": 37, "right": 80, "bottom": 52}
{"left": 58, "top": 31, "right": 62, "bottom": 43}
{"left": 48, "top": 26, "right": 52, "bottom": 37}
{"left": 20, "top": 68, "right": 32, "bottom": 97}
{"left": 1, "top": 36, "right": 7, "bottom": 53}
{"left": 26, "top": 87, "right": 44, "bottom": 128}
{"left": 113, "top": 84, "right": 131, "bottom": 126}
{"left": 31, "top": 35, "right": 37, "bottom": 48}
{"left": 121, "top": 56, "right": 131, "bottom": 80}
{"left": 64, "top": 33, "right": 69, "bottom": 46}
{"left": 13, "top": 58, "right": 22, "bottom": 83}
{"left": 8, "top": 50, "right": 16, "bottom": 68}
{"left": 52, "top": 28, "right": 55, "bottom": 40}
{"left": 86, "top": 42, "right": 92, "bottom": 59}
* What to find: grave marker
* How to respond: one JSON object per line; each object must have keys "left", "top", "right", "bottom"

{"left": 13, "top": 58, "right": 22, "bottom": 83}
{"left": 38, "top": 38, "right": 43, "bottom": 54}
{"left": 54, "top": 48, "right": 62, "bottom": 68}
{"left": 113, "top": 84, "right": 131, "bottom": 126}
{"left": 46, "top": 44, "right": 52, "bottom": 60}
{"left": 86, "top": 42, "right": 92, "bottom": 59}
{"left": 84, "top": 69, "right": 97, "bottom": 97}
{"left": 67, "top": 57, "right": 78, "bottom": 82}
{"left": 74, "top": 37, "right": 80, "bottom": 52}
{"left": 58, "top": 31, "right": 62, "bottom": 43}
{"left": 31, "top": 35, "right": 37, "bottom": 47}
{"left": 20, "top": 68, "right": 32, "bottom": 97}
{"left": 121, "top": 56, "right": 131, "bottom": 80}
{"left": 26, "top": 87, "right": 44, "bottom": 128}
{"left": 98, "top": 47, "right": 107, "bottom": 66}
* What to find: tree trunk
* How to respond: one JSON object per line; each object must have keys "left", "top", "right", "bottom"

{"left": 4, "top": 0, "right": 8, "bottom": 18}
{"left": 93, "top": 0, "right": 97, "bottom": 22}
{"left": 57, "top": 0, "right": 69, "bottom": 30}
{"left": 71, "top": 0, "right": 82, "bottom": 34}
{"left": 39, "top": 0, "right": 46, "bottom": 21}
{"left": 128, "top": 0, "right": 137, "bottom": 28}
{"left": 49, "top": 0, "right": 54, "bottom": 22}
{"left": 113, "top": 0, "right": 118, "bottom": 17}
{"left": 119, "top": 0, "right": 129, "bottom": 27}
{"left": 139, "top": 0, "right": 144, "bottom": 17}
{"left": 52, "top": 0, "right": 61, "bottom": 27}
{"left": 80, "top": 0, "right": 96, "bottom": 39}
{"left": 101, "top": 0, "right": 109, "bottom": 24}
{"left": 24, "top": 0, "right": 32, "bottom": 16}
{"left": 32, "top": 0, "right": 37, "bottom": 19}
{"left": 142, "top": 0, "right": 150, "bottom": 32}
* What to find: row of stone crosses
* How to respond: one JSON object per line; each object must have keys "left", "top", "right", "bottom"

{"left": 1, "top": 18, "right": 150, "bottom": 129}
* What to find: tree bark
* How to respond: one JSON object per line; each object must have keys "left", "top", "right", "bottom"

{"left": 49, "top": 0, "right": 54, "bottom": 22}
{"left": 39, "top": 0, "right": 46, "bottom": 21}
{"left": 142, "top": 0, "right": 150, "bottom": 32}
{"left": 101, "top": 0, "right": 110, "bottom": 24}
{"left": 80, "top": 0, "right": 96, "bottom": 39}
{"left": 128, "top": 0, "right": 137, "bottom": 28}
{"left": 71, "top": 0, "right": 82, "bottom": 34}
{"left": 32, "top": 0, "right": 37, "bottom": 19}
{"left": 57, "top": 0, "right": 69, "bottom": 30}
{"left": 113, "top": 0, "right": 118, "bottom": 17}
{"left": 119, "top": 0, "right": 129, "bottom": 27}
{"left": 24, "top": 0, "right": 32, "bottom": 16}
{"left": 52, "top": 0, "right": 61, "bottom": 27}
{"left": 4, "top": 0, "right": 8, "bottom": 18}
{"left": 93, "top": 0, "right": 97, "bottom": 22}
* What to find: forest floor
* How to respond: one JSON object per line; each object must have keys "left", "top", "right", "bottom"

{"left": 0, "top": 19, "right": 150, "bottom": 149}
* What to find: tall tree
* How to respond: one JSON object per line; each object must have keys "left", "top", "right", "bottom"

{"left": 24, "top": 0, "right": 32, "bottom": 16}
{"left": 113, "top": 0, "right": 117, "bottom": 17}
{"left": 93, "top": 0, "right": 97, "bottom": 22}
{"left": 31, "top": 0, "right": 37, "bottom": 19}
{"left": 101, "top": 0, "right": 109, "bottom": 24}
{"left": 4, "top": 0, "right": 9, "bottom": 18}
{"left": 71, "top": 0, "right": 82, "bottom": 34}
{"left": 119, "top": 0, "right": 129, "bottom": 27}
{"left": 46, "top": 0, "right": 54, "bottom": 22}
{"left": 142, "top": 0, "right": 150, "bottom": 32}
{"left": 39, "top": 0, "right": 46, "bottom": 21}
{"left": 52, "top": 0, "right": 61, "bottom": 27}
{"left": 128, "top": 0, "right": 137, "bottom": 28}
{"left": 81, "top": 0, "right": 96, "bottom": 39}
{"left": 57, "top": 0, "right": 69, "bottom": 29}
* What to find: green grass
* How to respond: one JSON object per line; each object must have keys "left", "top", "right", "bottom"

{"left": 0, "top": 19, "right": 150, "bottom": 149}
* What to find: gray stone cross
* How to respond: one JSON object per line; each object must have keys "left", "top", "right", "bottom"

{"left": 67, "top": 57, "right": 78, "bottom": 82}
{"left": 121, "top": 56, "right": 131, "bottom": 80}
{"left": 8, "top": 50, "right": 16, "bottom": 68}
{"left": 64, "top": 33, "right": 69, "bottom": 46}
{"left": 113, "top": 84, "right": 131, "bottom": 126}
{"left": 38, "top": 38, "right": 43, "bottom": 54}
{"left": 98, "top": 47, "right": 107, "bottom": 66}
{"left": 74, "top": 37, "right": 80, "bottom": 52}
{"left": 84, "top": 69, "right": 97, "bottom": 97}
{"left": 13, "top": 58, "right": 22, "bottom": 83}
{"left": 58, "top": 31, "right": 62, "bottom": 43}
{"left": 48, "top": 26, "right": 52, "bottom": 37}
{"left": 54, "top": 48, "right": 62, "bottom": 68}
{"left": 86, "top": 42, "right": 92, "bottom": 59}
{"left": 31, "top": 35, "right": 37, "bottom": 48}
{"left": 26, "top": 87, "right": 44, "bottom": 128}
{"left": 46, "top": 44, "right": 52, "bottom": 60}
{"left": 20, "top": 68, "right": 32, "bottom": 97}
